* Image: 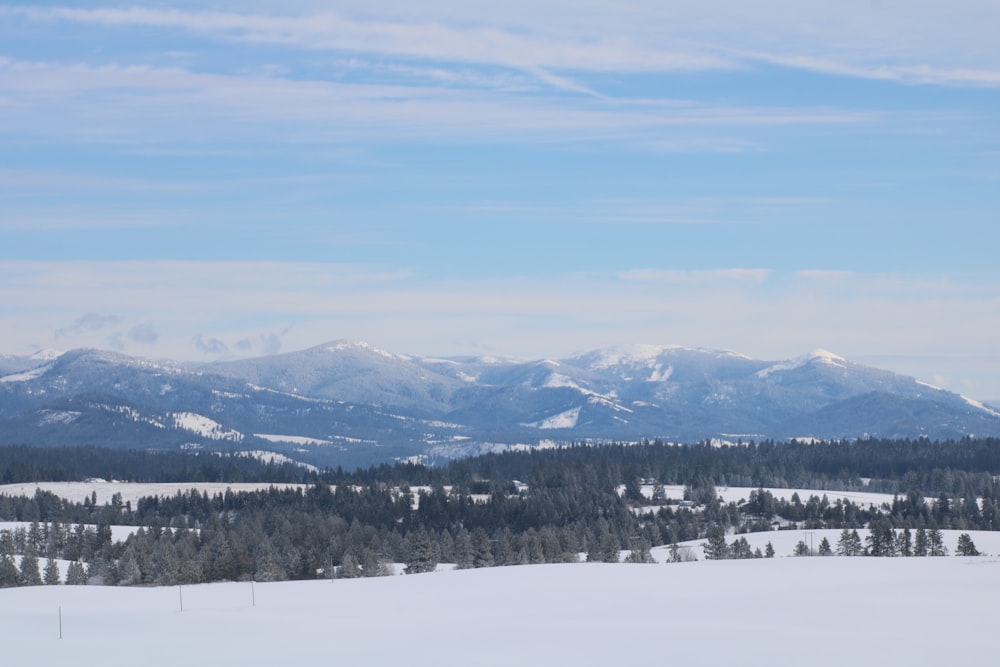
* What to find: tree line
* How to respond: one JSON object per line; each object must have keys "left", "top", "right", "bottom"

{"left": 1, "top": 436, "right": 998, "bottom": 587}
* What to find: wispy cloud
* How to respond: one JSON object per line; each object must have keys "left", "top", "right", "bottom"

{"left": 618, "top": 269, "right": 773, "bottom": 284}
{"left": 7, "top": 4, "right": 1000, "bottom": 88}
{"left": 194, "top": 334, "right": 229, "bottom": 355}
{"left": 1, "top": 6, "right": 732, "bottom": 73}
{"left": 0, "top": 57, "right": 872, "bottom": 146}
{"left": 741, "top": 51, "right": 1000, "bottom": 88}
{"left": 54, "top": 312, "right": 121, "bottom": 339}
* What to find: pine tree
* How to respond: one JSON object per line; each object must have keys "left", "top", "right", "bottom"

{"left": 64, "top": 561, "right": 87, "bottom": 586}
{"left": 0, "top": 554, "right": 19, "bottom": 588}
{"left": 338, "top": 552, "right": 362, "bottom": 578}
{"left": 19, "top": 546, "right": 42, "bottom": 586}
{"left": 928, "top": 526, "right": 947, "bottom": 556}
{"left": 793, "top": 540, "right": 810, "bottom": 557}
{"left": 404, "top": 529, "right": 437, "bottom": 574}
{"left": 764, "top": 542, "right": 775, "bottom": 558}
{"left": 955, "top": 533, "right": 979, "bottom": 556}
{"left": 865, "top": 519, "right": 896, "bottom": 556}
{"left": 729, "top": 536, "right": 753, "bottom": 560}
{"left": 896, "top": 528, "right": 913, "bottom": 557}
{"left": 836, "top": 529, "right": 862, "bottom": 556}
{"left": 914, "top": 527, "right": 929, "bottom": 556}
{"left": 471, "top": 529, "right": 494, "bottom": 568}
{"left": 702, "top": 525, "right": 729, "bottom": 560}
{"left": 818, "top": 537, "right": 832, "bottom": 556}
{"left": 43, "top": 557, "right": 61, "bottom": 585}
{"left": 454, "top": 529, "right": 474, "bottom": 570}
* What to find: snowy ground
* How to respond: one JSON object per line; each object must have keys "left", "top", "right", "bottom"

{"left": 0, "top": 481, "right": 309, "bottom": 506}
{"left": 3, "top": 555, "right": 998, "bottom": 666}
{"left": 3, "top": 481, "right": 899, "bottom": 511}
{"left": 649, "top": 484, "right": 901, "bottom": 508}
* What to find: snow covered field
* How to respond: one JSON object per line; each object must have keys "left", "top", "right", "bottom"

{"left": 652, "top": 484, "right": 901, "bottom": 508}
{"left": 2, "top": 481, "right": 900, "bottom": 510}
{"left": 3, "top": 556, "right": 997, "bottom": 666}
{"left": 0, "top": 481, "right": 309, "bottom": 506}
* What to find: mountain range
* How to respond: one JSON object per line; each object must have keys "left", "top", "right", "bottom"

{"left": 1, "top": 341, "right": 998, "bottom": 468}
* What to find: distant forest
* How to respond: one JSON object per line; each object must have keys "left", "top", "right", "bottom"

{"left": 2, "top": 437, "right": 999, "bottom": 587}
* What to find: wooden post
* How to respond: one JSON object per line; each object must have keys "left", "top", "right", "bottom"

{"left": 251, "top": 579, "right": 256, "bottom": 607}
{"left": 179, "top": 585, "right": 184, "bottom": 612}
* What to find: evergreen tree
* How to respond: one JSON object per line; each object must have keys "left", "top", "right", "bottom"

{"left": 453, "top": 529, "right": 474, "bottom": 570}
{"left": 955, "top": 533, "right": 979, "bottom": 556}
{"left": 764, "top": 542, "right": 775, "bottom": 558}
{"left": 404, "top": 529, "right": 437, "bottom": 574}
{"left": 338, "top": 552, "right": 362, "bottom": 578}
{"left": 793, "top": 540, "right": 810, "bottom": 557}
{"left": 896, "top": 528, "right": 913, "bottom": 557}
{"left": 818, "top": 537, "right": 832, "bottom": 556}
{"left": 866, "top": 519, "right": 895, "bottom": 557}
{"left": 836, "top": 529, "right": 862, "bottom": 556}
{"left": 471, "top": 529, "right": 494, "bottom": 568}
{"left": 64, "top": 561, "right": 87, "bottom": 585}
{"left": 914, "top": 527, "right": 929, "bottom": 557}
{"left": 729, "top": 536, "right": 753, "bottom": 560}
{"left": 43, "top": 557, "right": 61, "bottom": 585}
{"left": 928, "top": 526, "right": 947, "bottom": 556}
{"left": 0, "top": 554, "right": 19, "bottom": 588}
{"left": 702, "top": 525, "right": 729, "bottom": 560}
{"left": 19, "top": 546, "right": 42, "bottom": 586}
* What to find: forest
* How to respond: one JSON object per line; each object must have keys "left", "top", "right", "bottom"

{"left": 1, "top": 436, "right": 999, "bottom": 587}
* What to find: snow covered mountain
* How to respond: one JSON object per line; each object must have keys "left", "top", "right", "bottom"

{"left": 1, "top": 341, "right": 998, "bottom": 467}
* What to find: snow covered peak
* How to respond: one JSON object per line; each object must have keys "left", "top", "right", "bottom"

{"left": 573, "top": 344, "right": 673, "bottom": 369}
{"left": 808, "top": 349, "right": 847, "bottom": 366}
{"left": 756, "top": 349, "right": 848, "bottom": 378}
{"left": 323, "top": 340, "right": 409, "bottom": 361}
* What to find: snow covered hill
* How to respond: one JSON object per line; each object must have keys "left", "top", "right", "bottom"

{"left": 2, "top": 341, "right": 999, "bottom": 467}
{"left": 3, "top": 556, "right": 998, "bottom": 666}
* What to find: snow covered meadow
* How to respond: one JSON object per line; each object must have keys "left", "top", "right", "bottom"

{"left": 3, "top": 481, "right": 999, "bottom": 665}
{"left": 3, "top": 553, "right": 998, "bottom": 666}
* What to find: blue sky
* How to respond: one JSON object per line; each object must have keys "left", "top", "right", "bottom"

{"left": 2, "top": 1, "right": 999, "bottom": 399}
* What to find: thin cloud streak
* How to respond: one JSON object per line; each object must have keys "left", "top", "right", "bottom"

{"left": 0, "top": 58, "right": 873, "bottom": 146}
{"left": 3, "top": 6, "right": 732, "bottom": 73}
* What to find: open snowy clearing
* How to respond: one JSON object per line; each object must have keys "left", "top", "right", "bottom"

{"left": 0, "top": 481, "right": 310, "bottom": 506}
{"left": 650, "top": 485, "right": 903, "bottom": 508}
{"left": 2, "top": 481, "right": 902, "bottom": 509}
{"left": 3, "top": 557, "right": 997, "bottom": 666}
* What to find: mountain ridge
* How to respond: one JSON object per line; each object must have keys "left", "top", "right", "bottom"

{"left": 1, "top": 341, "right": 998, "bottom": 467}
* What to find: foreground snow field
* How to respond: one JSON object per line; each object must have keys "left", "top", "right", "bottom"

{"left": 3, "top": 557, "right": 997, "bottom": 666}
